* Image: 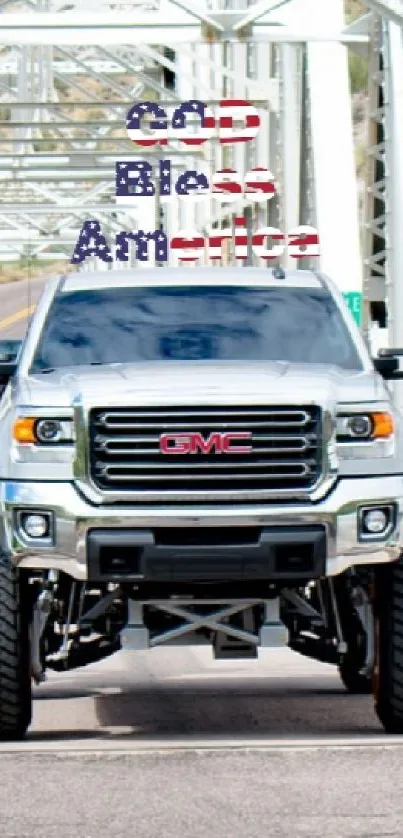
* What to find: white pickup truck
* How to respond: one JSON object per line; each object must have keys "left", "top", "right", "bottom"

{"left": 0, "top": 265, "right": 403, "bottom": 740}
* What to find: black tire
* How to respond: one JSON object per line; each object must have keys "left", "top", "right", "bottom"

{"left": 374, "top": 556, "right": 403, "bottom": 733}
{"left": 0, "top": 550, "right": 32, "bottom": 740}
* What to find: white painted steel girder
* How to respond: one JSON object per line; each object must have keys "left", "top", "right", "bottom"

{"left": 306, "top": 0, "right": 363, "bottom": 297}
{"left": 0, "top": 15, "right": 370, "bottom": 45}
{"left": 362, "top": 0, "right": 403, "bottom": 27}
{"left": 385, "top": 21, "right": 403, "bottom": 406}
{"left": 0, "top": 0, "right": 399, "bottom": 299}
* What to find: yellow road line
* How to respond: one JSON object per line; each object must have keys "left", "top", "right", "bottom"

{"left": 0, "top": 304, "right": 36, "bottom": 332}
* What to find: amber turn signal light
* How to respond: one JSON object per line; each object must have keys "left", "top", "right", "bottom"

{"left": 12, "top": 418, "right": 37, "bottom": 444}
{"left": 372, "top": 412, "right": 394, "bottom": 438}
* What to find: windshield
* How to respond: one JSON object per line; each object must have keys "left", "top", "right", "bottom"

{"left": 29, "top": 284, "right": 363, "bottom": 372}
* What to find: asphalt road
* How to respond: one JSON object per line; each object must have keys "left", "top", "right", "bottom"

{"left": 0, "top": 275, "right": 46, "bottom": 339}
{"left": 2, "top": 647, "right": 403, "bottom": 838}
{"left": 1, "top": 278, "right": 403, "bottom": 838}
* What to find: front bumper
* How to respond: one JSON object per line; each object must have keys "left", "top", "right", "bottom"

{"left": 1, "top": 476, "right": 403, "bottom": 581}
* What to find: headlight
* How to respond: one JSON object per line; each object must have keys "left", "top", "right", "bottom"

{"left": 12, "top": 417, "right": 75, "bottom": 444}
{"left": 336, "top": 412, "right": 394, "bottom": 441}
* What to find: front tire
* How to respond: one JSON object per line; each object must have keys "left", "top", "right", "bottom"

{"left": 374, "top": 556, "right": 403, "bottom": 733}
{"left": 0, "top": 550, "right": 32, "bottom": 740}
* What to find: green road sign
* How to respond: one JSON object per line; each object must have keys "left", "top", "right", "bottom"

{"left": 343, "top": 291, "right": 362, "bottom": 327}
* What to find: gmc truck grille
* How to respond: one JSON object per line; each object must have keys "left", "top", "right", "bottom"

{"left": 88, "top": 405, "right": 322, "bottom": 500}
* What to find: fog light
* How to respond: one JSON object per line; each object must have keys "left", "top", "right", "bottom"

{"left": 21, "top": 513, "right": 49, "bottom": 539}
{"left": 363, "top": 508, "right": 388, "bottom": 534}
{"left": 359, "top": 505, "right": 395, "bottom": 541}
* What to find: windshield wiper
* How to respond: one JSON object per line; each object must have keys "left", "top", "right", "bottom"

{"left": 33, "top": 361, "right": 106, "bottom": 374}
{"left": 33, "top": 367, "right": 55, "bottom": 374}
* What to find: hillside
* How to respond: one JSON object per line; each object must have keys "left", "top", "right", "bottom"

{"left": 346, "top": 0, "right": 366, "bottom": 19}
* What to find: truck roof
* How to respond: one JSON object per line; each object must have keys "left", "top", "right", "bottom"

{"left": 60, "top": 267, "right": 325, "bottom": 293}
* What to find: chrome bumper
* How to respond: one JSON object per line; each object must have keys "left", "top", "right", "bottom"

{"left": 1, "top": 476, "right": 403, "bottom": 581}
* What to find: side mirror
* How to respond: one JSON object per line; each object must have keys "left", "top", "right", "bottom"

{"left": 0, "top": 362, "right": 17, "bottom": 401}
{"left": 373, "top": 348, "right": 403, "bottom": 380}
{"left": 0, "top": 340, "right": 21, "bottom": 388}
{"left": 373, "top": 356, "right": 399, "bottom": 377}
{"left": 0, "top": 339, "right": 21, "bottom": 360}
{"left": 0, "top": 360, "right": 17, "bottom": 379}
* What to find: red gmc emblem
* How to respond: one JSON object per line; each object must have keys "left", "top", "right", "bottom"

{"left": 159, "top": 431, "right": 253, "bottom": 455}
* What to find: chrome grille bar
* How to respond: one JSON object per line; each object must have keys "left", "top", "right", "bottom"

{"left": 95, "top": 409, "right": 312, "bottom": 430}
{"left": 88, "top": 405, "right": 323, "bottom": 500}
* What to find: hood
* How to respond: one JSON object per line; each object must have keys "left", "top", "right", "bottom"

{"left": 18, "top": 360, "right": 388, "bottom": 410}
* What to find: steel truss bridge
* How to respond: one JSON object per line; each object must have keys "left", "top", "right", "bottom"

{"left": 0, "top": 0, "right": 402, "bottom": 345}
